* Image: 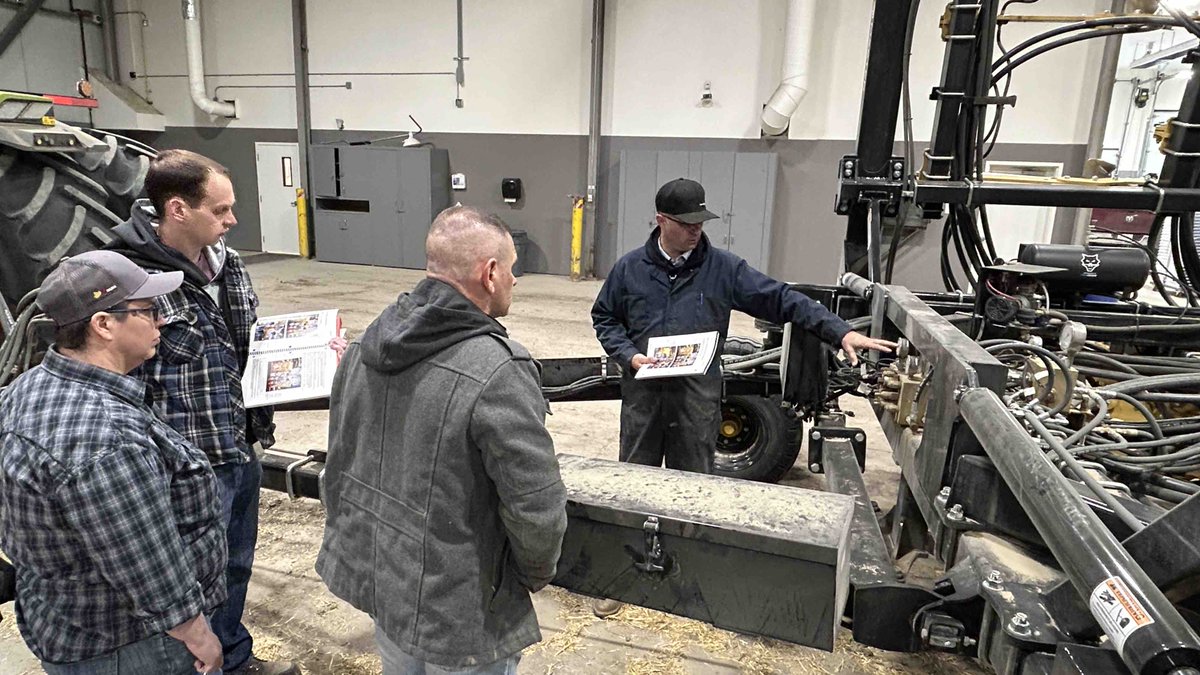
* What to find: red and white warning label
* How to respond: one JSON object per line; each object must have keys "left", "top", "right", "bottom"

{"left": 1089, "top": 576, "right": 1156, "bottom": 654}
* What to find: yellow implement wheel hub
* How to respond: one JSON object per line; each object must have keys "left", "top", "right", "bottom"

{"left": 721, "top": 418, "right": 742, "bottom": 438}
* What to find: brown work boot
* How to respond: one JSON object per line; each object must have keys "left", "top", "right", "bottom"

{"left": 592, "top": 598, "right": 624, "bottom": 619}
{"left": 227, "top": 656, "right": 302, "bottom": 675}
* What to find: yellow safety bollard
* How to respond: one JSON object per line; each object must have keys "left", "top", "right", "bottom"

{"left": 295, "top": 187, "right": 311, "bottom": 258}
{"left": 570, "top": 196, "right": 584, "bottom": 281}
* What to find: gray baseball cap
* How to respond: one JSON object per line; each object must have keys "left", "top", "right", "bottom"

{"left": 37, "top": 250, "right": 183, "bottom": 326}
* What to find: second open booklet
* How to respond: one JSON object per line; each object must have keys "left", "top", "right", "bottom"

{"left": 633, "top": 331, "right": 720, "bottom": 380}
{"left": 243, "top": 309, "right": 342, "bottom": 407}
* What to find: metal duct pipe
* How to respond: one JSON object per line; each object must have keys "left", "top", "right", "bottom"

{"left": 182, "top": 0, "right": 237, "bottom": 118}
{"left": 761, "top": 0, "right": 816, "bottom": 136}
{"left": 959, "top": 388, "right": 1200, "bottom": 675}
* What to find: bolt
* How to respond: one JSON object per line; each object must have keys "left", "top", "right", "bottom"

{"left": 809, "top": 463, "right": 822, "bottom": 473}
{"left": 1010, "top": 613, "right": 1029, "bottom": 630}
{"left": 811, "top": 431, "right": 822, "bottom": 441}
{"left": 963, "top": 636, "right": 977, "bottom": 648}
{"left": 844, "top": 160, "right": 854, "bottom": 169}
{"left": 854, "top": 432, "right": 866, "bottom": 443}
{"left": 947, "top": 503, "right": 964, "bottom": 522}
{"left": 983, "top": 570, "right": 1003, "bottom": 590}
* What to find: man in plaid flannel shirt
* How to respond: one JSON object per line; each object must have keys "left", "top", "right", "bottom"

{"left": 106, "top": 150, "right": 299, "bottom": 675}
{"left": 0, "top": 250, "right": 225, "bottom": 674}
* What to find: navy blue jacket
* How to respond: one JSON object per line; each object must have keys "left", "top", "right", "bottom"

{"left": 592, "top": 229, "right": 853, "bottom": 377}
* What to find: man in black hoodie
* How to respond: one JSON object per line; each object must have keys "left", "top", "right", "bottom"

{"left": 317, "top": 206, "right": 567, "bottom": 674}
{"left": 106, "top": 150, "right": 298, "bottom": 675}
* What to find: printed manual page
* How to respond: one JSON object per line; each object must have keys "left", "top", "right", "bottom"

{"left": 634, "top": 331, "right": 720, "bottom": 380}
{"left": 243, "top": 309, "right": 341, "bottom": 407}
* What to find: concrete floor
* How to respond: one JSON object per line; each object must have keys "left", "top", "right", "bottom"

{"left": 0, "top": 257, "right": 985, "bottom": 675}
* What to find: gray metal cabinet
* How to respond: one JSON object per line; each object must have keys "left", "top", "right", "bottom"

{"left": 616, "top": 150, "right": 777, "bottom": 271}
{"left": 312, "top": 145, "right": 450, "bottom": 269}
{"left": 310, "top": 145, "right": 337, "bottom": 197}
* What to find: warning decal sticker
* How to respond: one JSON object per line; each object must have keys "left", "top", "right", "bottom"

{"left": 1089, "top": 576, "right": 1156, "bottom": 654}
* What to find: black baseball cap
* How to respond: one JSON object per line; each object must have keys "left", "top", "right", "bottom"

{"left": 37, "top": 250, "right": 183, "bottom": 325}
{"left": 655, "top": 178, "right": 719, "bottom": 225}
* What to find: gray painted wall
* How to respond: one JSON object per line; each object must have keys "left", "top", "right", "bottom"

{"left": 117, "top": 126, "right": 1085, "bottom": 290}
{"left": 122, "top": 127, "right": 300, "bottom": 253}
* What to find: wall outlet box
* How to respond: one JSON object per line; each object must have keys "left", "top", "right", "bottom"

{"left": 451, "top": 173, "right": 466, "bottom": 190}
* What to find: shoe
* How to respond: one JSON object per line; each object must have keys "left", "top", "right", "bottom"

{"left": 227, "top": 656, "right": 302, "bottom": 675}
{"left": 592, "top": 598, "right": 624, "bottom": 619}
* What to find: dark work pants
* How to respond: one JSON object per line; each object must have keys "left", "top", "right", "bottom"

{"left": 619, "top": 375, "right": 723, "bottom": 474}
{"left": 211, "top": 452, "right": 262, "bottom": 672}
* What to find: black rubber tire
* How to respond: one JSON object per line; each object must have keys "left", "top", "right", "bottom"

{"left": 71, "top": 131, "right": 152, "bottom": 221}
{"left": 713, "top": 394, "right": 803, "bottom": 483}
{"left": 0, "top": 132, "right": 148, "bottom": 306}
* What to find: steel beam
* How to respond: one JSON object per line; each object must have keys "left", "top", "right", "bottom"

{"left": 959, "top": 387, "right": 1200, "bottom": 675}
{"left": 916, "top": 181, "right": 1200, "bottom": 213}
{"left": 0, "top": 0, "right": 48, "bottom": 60}
{"left": 822, "top": 437, "right": 939, "bottom": 652}
{"left": 843, "top": 0, "right": 914, "bottom": 276}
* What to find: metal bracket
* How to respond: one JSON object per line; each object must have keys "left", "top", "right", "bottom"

{"left": 808, "top": 426, "right": 867, "bottom": 474}
{"left": 284, "top": 449, "right": 327, "bottom": 500}
{"left": 835, "top": 154, "right": 906, "bottom": 217}
{"left": 632, "top": 516, "right": 671, "bottom": 574}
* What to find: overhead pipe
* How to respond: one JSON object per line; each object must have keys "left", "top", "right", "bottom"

{"left": 761, "top": 0, "right": 816, "bottom": 136}
{"left": 182, "top": 0, "right": 237, "bottom": 118}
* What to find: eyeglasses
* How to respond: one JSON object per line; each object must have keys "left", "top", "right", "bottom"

{"left": 106, "top": 306, "right": 162, "bottom": 322}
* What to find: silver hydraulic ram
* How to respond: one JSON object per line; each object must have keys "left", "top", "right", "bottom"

{"left": 957, "top": 387, "right": 1200, "bottom": 675}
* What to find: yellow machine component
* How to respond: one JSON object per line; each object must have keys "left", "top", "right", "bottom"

{"left": 1030, "top": 360, "right": 1078, "bottom": 411}
{"left": 570, "top": 196, "right": 584, "bottom": 281}
{"left": 295, "top": 188, "right": 311, "bottom": 258}
{"left": 875, "top": 362, "right": 929, "bottom": 428}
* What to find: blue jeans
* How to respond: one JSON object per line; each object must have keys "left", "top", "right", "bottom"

{"left": 210, "top": 452, "right": 262, "bottom": 673}
{"left": 375, "top": 626, "right": 521, "bottom": 675}
{"left": 41, "top": 632, "right": 196, "bottom": 675}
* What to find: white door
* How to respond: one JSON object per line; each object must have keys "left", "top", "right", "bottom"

{"left": 255, "top": 142, "right": 301, "bottom": 255}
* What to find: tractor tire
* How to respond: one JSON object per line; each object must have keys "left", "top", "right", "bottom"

{"left": 713, "top": 394, "right": 803, "bottom": 483}
{"left": 0, "top": 145, "right": 126, "bottom": 307}
{"left": 70, "top": 131, "right": 151, "bottom": 221}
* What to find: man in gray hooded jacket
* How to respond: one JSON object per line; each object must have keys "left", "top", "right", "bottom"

{"left": 317, "top": 206, "right": 568, "bottom": 674}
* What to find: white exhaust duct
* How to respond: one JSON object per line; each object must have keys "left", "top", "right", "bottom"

{"left": 761, "top": 0, "right": 815, "bottom": 136}
{"left": 182, "top": 0, "right": 237, "bottom": 118}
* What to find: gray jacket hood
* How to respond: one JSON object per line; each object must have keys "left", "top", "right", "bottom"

{"left": 108, "top": 199, "right": 228, "bottom": 286}
{"left": 360, "top": 278, "right": 506, "bottom": 373}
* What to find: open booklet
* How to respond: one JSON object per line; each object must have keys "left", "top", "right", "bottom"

{"left": 243, "top": 309, "right": 342, "bottom": 408}
{"left": 634, "top": 331, "right": 720, "bottom": 380}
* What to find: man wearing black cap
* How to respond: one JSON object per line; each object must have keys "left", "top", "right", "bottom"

{"left": 593, "top": 177, "right": 893, "bottom": 473}
{"left": 0, "top": 251, "right": 227, "bottom": 674}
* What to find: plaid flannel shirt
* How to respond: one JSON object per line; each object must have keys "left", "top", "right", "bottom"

{"left": 135, "top": 247, "right": 275, "bottom": 466}
{"left": 0, "top": 349, "right": 227, "bottom": 664}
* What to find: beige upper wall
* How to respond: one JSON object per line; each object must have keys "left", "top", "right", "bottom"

{"left": 114, "top": 0, "right": 1108, "bottom": 142}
